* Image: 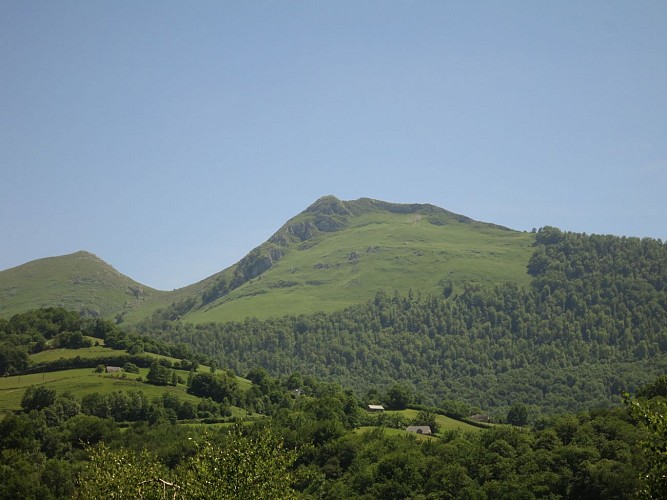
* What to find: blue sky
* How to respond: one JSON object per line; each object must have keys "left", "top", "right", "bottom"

{"left": 2, "top": 1, "right": 666, "bottom": 290}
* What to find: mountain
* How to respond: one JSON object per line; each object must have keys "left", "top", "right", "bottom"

{"left": 156, "top": 196, "right": 536, "bottom": 323}
{"left": 0, "top": 196, "right": 536, "bottom": 323}
{"left": 0, "top": 250, "right": 166, "bottom": 319}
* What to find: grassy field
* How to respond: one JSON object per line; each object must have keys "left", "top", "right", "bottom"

{"left": 0, "top": 367, "right": 252, "bottom": 418}
{"left": 355, "top": 426, "right": 438, "bottom": 441}
{"left": 187, "top": 210, "right": 535, "bottom": 322}
{"left": 353, "top": 408, "right": 483, "bottom": 439}
{"left": 390, "top": 408, "right": 484, "bottom": 433}
{"left": 0, "top": 345, "right": 253, "bottom": 417}
{"left": 0, "top": 368, "right": 186, "bottom": 414}
{"left": 31, "top": 344, "right": 115, "bottom": 363}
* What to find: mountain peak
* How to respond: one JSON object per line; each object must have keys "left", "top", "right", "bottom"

{"left": 305, "top": 195, "right": 351, "bottom": 216}
{"left": 0, "top": 250, "right": 162, "bottom": 319}
{"left": 304, "top": 196, "right": 480, "bottom": 225}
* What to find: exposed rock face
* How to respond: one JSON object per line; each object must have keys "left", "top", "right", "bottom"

{"left": 305, "top": 195, "right": 352, "bottom": 216}
{"left": 241, "top": 254, "right": 273, "bottom": 280}
{"left": 232, "top": 247, "right": 284, "bottom": 286}
{"left": 286, "top": 221, "right": 317, "bottom": 241}
{"left": 313, "top": 214, "right": 347, "bottom": 232}
{"left": 270, "top": 197, "right": 352, "bottom": 246}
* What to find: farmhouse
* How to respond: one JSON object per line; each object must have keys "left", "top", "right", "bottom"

{"left": 367, "top": 404, "right": 385, "bottom": 412}
{"left": 105, "top": 366, "right": 121, "bottom": 373}
{"left": 406, "top": 425, "right": 432, "bottom": 435}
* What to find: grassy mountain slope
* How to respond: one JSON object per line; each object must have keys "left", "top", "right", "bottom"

{"left": 1, "top": 197, "right": 535, "bottom": 323}
{"left": 0, "top": 251, "right": 167, "bottom": 320}
{"left": 182, "top": 196, "right": 535, "bottom": 322}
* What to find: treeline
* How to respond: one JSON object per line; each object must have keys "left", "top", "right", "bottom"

{"left": 18, "top": 385, "right": 232, "bottom": 426}
{"left": 135, "top": 227, "right": 667, "bottom": 416}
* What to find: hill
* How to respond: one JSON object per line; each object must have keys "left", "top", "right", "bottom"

{"left": 0, "top": 251, "right": 167, "bottom": 320}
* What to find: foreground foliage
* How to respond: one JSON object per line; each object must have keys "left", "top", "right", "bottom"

{"left": 1, "top": 368, "right": 664, "bottom": 499}
{"left": 77, "top": 427, "right": 296, "bottom": 500}
{"left": 626, "top": 377, "right": 667, "bottom": 499}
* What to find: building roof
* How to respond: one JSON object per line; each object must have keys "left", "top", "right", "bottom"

{"left": 406, "top": 425, "right": 432, "bottom": 435}
{"left": 367, "top": 404, "right": 385, "bottom": 411}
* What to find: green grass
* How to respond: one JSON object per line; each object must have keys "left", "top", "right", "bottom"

{"left": 0, "top": 368, "right": 191, "bottom": 414}
{"left": 355, "top": 426, "right": 437, "bottom": 441}
{"left": 0, "top": 367, "right": 251, "bottom": 418}
{"left": 30, "top": 345, "right": 117, "bottom": 363}
{"left": 0, "top": 250, "right": 167, "bottom": 319}
{"left": 187, "top": 211, "right": 535, "bottom": 322}
{"left": 390, "top": 408, "right": 484, "bottom": 433}
{"left": 0, "top": 346, "right": 254, "bottom": 418}
{"left": 0, "top": 198, "right": 536, "bottom": 324}
{"left": 29, "top": 346, "right": 252, "bottom": 388}
{"left": 29, "top": 345, "right": 253, "bottom": 389}
{"left": 31, "top": 345, "right": 187, "bottom": 367}
{"left": 353, "top": 408, "right": 483, "bottom": 440}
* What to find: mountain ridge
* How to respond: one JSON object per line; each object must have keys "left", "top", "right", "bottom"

{"left": 1, "top": 196, "right": 533, "bottom": 321}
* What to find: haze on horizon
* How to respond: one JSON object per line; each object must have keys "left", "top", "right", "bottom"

{"left": 2, "top": 1, "right": 666, "bottom": 290}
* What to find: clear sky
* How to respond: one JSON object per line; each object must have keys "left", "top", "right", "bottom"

{"left": 2, "top": 1, "right": 666, "bottom": 290}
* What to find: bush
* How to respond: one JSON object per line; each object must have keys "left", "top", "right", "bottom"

{"left": 123, "top": 362, "right": 140, "bottom": 374}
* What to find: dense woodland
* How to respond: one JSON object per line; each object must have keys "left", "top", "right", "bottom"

{"left": 136, "top": 227, "right": 667, "bottom": 417}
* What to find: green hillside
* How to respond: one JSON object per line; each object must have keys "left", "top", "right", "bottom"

{"left": 0, "top": 367, "right": 197, "bottom": 416}
{"left": 0, "top": 251, "right": 167, "bottom": 320}
{"left": 0, "top": 197, "right": 536, "bottom": 324}
{"left": 178, "top": 196, "right": 535, "bottom": 323}
{"left": 0, "top": 308, "right": 253, "bottom": 419}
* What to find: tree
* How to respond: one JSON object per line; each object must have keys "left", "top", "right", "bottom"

{"left": 385, "top": 383, "right": 413, "bottom": 410}
{"left": 411, "top": 410, "right": 439, "bottom": 434}
{"left": 146, "top": 360, "right": 171, "bottom": 386}
{"left": 76, "top": 443, "right": 172, "bottom": 499}
{"left": 21, "top": 386, "right": 56, "bottom": 412}
{"left": 53, "top": 330, "right": 91, "bottom": 349}
{"left": 187, "top": 372, "right": 240, "bottom": 404}
{"left": 123, "top": 362, "right": 140, "bottom": 374}
{"left": 76, "top": 426, "right": 298, "bottom": 499}
{"left": 0, "top": 343, "right": 29, "bottom": 374}
{"left": 506, "top": 403, "right": 528, "bottom": 427}
{"left": 626, "top": 395, "right": 667, "bottom": 499}
{"left": 176, "top": 426, "right": 298, "bottom": 499}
